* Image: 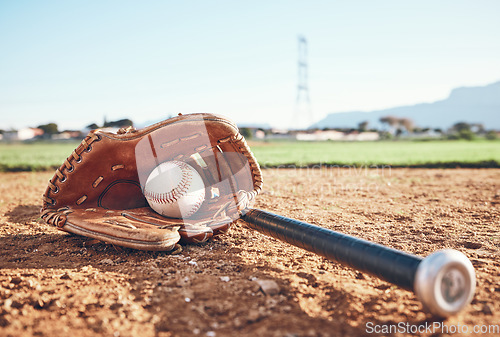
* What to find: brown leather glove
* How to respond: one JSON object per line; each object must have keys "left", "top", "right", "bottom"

{"left": 41, "top": 113, "right": 263, "bottom": 251}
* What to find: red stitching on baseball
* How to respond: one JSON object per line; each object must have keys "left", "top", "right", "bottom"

{"left": 183, "top": 189, "right": 205, "bottom": 218}
{"left": 144, "top": 161, "right": 199, "bottom": 209}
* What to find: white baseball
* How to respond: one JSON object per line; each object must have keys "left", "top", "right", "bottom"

{"left": 143, "top": 161, "right": 205, "bottom": 218}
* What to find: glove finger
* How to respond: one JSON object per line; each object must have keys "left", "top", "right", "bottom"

{"left": 122, "top": 208, "right": 214, "bottom": 244}
{"left": 43, "top": 207, "right": 180, "bottom": 251}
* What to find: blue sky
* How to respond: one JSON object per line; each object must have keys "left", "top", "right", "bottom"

{"left": 1, "top": 0, "right": 499, "bottom": 130}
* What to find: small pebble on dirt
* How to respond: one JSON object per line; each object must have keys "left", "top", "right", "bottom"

{"left": 99, "top": 258, "right": 114, "bottom": 265}
{"left": 255, "top": 279, "right": 280, "bottom": 296}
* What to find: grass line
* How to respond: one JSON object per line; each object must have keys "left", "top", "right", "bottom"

{"left": 259, "top": 160, "right": 500, "bottom": 169}
{"left": 251, "top": 140, "right": 500, "bottom": 168}
{"left": 0, "top": 140, "right": 499, "bottom": 172}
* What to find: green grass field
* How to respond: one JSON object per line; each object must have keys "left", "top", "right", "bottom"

{"left": 0, "top": 140, "right": 499, "bottom": 171}
{"left": 0, "top": 142, "right": 80, "bottom": 172}
{"left": 251, "top": 140, "right": 500, "bottom": 168}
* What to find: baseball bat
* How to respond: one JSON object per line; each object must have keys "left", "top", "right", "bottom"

{"left": 241, "top": 208, "right": 475, "bottom": 317}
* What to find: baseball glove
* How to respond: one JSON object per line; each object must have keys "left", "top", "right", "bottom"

{"left": 41, "top": 113, "right": 263, "bottom": 251}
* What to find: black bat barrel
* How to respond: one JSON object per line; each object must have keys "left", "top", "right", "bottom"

{"left": 242, "top": 208, "right": 422, "bottom": 291}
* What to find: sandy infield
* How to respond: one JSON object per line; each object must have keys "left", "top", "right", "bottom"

{"left": 1, "top": 168, "right": 499, "bottom": 336}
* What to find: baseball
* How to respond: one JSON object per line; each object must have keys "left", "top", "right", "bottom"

{"left": 143, "top": 161, "right": 205, "bottom": 218}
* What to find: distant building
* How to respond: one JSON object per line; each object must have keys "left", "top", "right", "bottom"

{"left": 2, "top": 128, "right": 44, "bottom": 141}
{"left": 51, "top": 130, "right": 84, "bottom": 140}
{"left": 342, "top": 131, "right": 380, "bottom": 141}
{"left": 295, "top": 130, "right": 379, "bottom": 141}
{"left": 255, "top": 129, "right": 266, "bottom": 140}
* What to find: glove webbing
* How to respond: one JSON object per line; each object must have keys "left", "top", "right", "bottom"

{"left": 43, "top": 132, "right": 102, "bottom": 207}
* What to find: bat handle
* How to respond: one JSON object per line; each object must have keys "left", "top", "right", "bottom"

{"left": 415, "top": 249, "right": 475, "bottom": 317}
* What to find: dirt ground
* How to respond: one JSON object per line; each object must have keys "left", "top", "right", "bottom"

{"left": 1, "top": 167, "right": 499, "bottom": 337}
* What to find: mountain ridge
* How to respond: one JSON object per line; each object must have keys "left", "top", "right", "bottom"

{"left": 312, "top": 81, "right": 500, "bottom": 130}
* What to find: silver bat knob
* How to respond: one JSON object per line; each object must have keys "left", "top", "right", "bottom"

{"left": 414, "top": 249, "right": 476, "bottom": 317}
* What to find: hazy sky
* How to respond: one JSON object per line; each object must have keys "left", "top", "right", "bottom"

{"left": 1, "top": 0, "right": 499, "bottom": 130}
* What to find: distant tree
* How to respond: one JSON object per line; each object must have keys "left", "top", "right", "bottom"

{"left": 400, "top": 118, "right": 414, "bottom": 133}
{"left": 452, "top": 122, "right": 471, "bottom": 133}
{"left": 379, "top": 116, "right": 399, "bottom": 133}
{"left": 37, "top": 123, "right": 59, "bottom": 135}
{"left": 449, "top": 122, "right": 475, "bottom": 140}
{"left": 413, "top": 127, "right": 429, "bottom": 134}
{"left": 380, "top": 116, "right": 398, "bottom": 127}
{"left": 240, "top": 127, "right": 253, "bottom": 140}
{"left": 104, "top": 119, "right": 134, "bottom": 128}
{"left": 86, "top": 123, "right": 99, "bottom": 130}
{"left": 379, "top": 116, "right": 415, "bottom": 137}
{"left": 485, "top": 130, "right": 498, "bottom": 140}
{"left": 459, "top": 130, "right": 476, "bottom": 140}
{"left": 378, "top": 131, "right": 393, "bottom": 140}
{"left": 358, "top": 121, "right": 369, "bottom": 132}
